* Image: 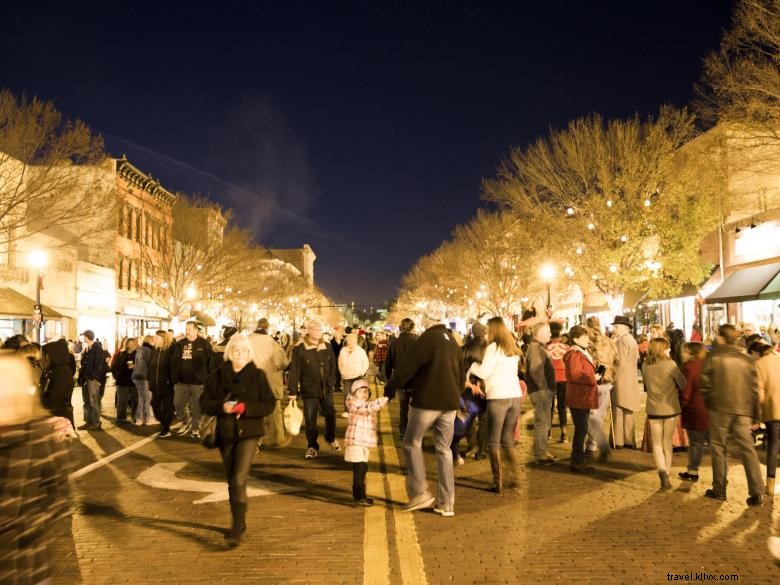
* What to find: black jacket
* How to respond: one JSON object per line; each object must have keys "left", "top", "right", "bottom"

{"left": 200, "top": 361, "right": 277, "bottom": 444}
{"left": 78, "top": 341, "right": 106, "bottom": 385}
{"left": 384, "top": 331, "right": 417, "bottom": 388}
{"left": 40, "top": 339, "right": 76, "bottom": 418}
{"left": 149, "top": 347, "right": 173, "bottom": 395}
{"left": 170, "top": 336, "right": 213, "bottom": 385}
{"left": 385, "top": 325, "right": 463, "bottom": 411}
{"left": 287, "top": 339, "right": 337, "bottom": 399}
{"left": 111, "top": 350, "right": 136, "bottom": 387}
{"left": 462, "top": 335, "right": 487, "bottom": 377}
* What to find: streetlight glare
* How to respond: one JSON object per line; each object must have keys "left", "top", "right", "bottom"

{"left": 28, "top": 249, "right": 48, "bottom": 269}
{"left": 540, "top": 264, "right": 555, "bottom": 282}
{"left": 186, "top": 286, "right": 197, "bottom": 299}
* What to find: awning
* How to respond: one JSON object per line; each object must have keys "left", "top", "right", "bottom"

{"left": 582, "top": 289, "right": 645, "bottom": 314}
{"left": 0, "top": 287, "right": 64, "bottom": 318}
{"left": 705, "top": 261, "right": 780, "bottom": 304}
{"left": 190, "top": 310, "right": 216, "bottom": 326}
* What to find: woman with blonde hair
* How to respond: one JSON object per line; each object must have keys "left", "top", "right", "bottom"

{"left": 150, "top": 330, "right": 176, "bottom": 437}
{"left": 467, "top": 316, "right": 522, "bottom": 494}
{"left": 200, "top": 334, "right": 276, "bottom": 544}
{"left": 641, "top": 337, "right": 685, "bottom": 489}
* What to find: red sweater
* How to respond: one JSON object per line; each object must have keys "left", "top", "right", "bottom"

{"left": 546, "top": 339, "right": 570, "bottom": 382}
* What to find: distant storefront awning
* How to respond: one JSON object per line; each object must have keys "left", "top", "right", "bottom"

{"left": 705, "top": 261, "right": 780, "bottom": 304}
{"left": 0, "top": 287, "right": 64, "bottom": 318}
{"left": 190, "top": 310, "right": 216, "bottom": 326}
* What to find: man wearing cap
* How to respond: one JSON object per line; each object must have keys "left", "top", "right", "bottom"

{"left": 77, "top": 330, "right": 107, "bottom": 430}
{"left": 611, "top": 315, "right": 640, "bottom": 448}
{"left": 170, "top": 320, "right": 213, "bottom": 438}
{"left": 384, "top": 301, "right": 463, "bottom": 517}
{"left": 288, "top": 320, "right": 340, "bottom": 459}
{"left": 248, "top": 317, "right": 288, "bottom": 445}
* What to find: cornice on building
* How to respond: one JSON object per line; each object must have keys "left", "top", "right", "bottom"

{"left": 115, "top": 156, "right": 177, "bottom": 207}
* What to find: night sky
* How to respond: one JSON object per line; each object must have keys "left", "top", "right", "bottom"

{"left": 1, "top": 1, "right": 733, "bottom": 306}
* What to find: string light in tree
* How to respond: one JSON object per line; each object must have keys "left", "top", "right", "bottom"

{"left": 566, "top": 207, "right": 575, "bottom": 216}
{"left": 606, "top": 200, "right": 613, "bottom": 208}
{"left": 620, "top": 235, "right": 628, "bottom": 242}
{"left": 609, "top": 264, "right": 618, "bottom": 273}
{"left": 644, "top": 199, "right": 652, "bottom": 207}
{"left": 576, "top": 246, "right": 584, "bottom": 255}
{"left": 587, "top": 222, "right": 595, "bottom": 230}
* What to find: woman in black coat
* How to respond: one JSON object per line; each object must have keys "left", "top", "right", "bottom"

{"left": 200, "top": 333, "right": 276, "bottom": 545}
{"left": 40, "top": 338, "right": 77, "bottom": 429}
{"left": 149, "top": 331, "right": 176, "bottom": 437}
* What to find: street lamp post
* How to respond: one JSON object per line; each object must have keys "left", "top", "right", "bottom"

{"left": 541, "top": 264, "right": 556, "bottom": 319}
{"left": 28, "top": 250, "right": 48, "bottom": 343}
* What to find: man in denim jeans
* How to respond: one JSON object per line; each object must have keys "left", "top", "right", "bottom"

{"left": 384, "top": 301, "right": 463, "bottom": 517}
{"left": 77, "top": 330, "right": 106, "bottom": 431}
{"left": 170, "top": 321, "right": 213, "bottom": 439}
{"left": 526, "top": 322, "right": 556, "bottom": 465}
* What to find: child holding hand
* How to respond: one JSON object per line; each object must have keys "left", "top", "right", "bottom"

{"left": 345, "top": 378, "right": 388, "bottom": 506}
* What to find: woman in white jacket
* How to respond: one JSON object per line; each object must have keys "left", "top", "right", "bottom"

{"left": 338, "top": 333, "right": 370, "bottom": 414}
{"left": 467, "top": 317, "right": 522, "bottom": 494}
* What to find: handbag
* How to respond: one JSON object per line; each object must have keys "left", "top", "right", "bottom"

{"left": 200, "top": 415, "right": 218, "bottom": 449}
{"left": 283, "top": 398, "right": 303, "bottom": 436}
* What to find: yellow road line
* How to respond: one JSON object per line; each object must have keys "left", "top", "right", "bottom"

{"left": 364, "top": 466, "right": 390, "bottom": 585}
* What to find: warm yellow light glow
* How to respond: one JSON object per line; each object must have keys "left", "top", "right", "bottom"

{"left": 576, "top": 246, "right": 584, "bottom": 255}
{"left": 620, "top": 235, "right": 628, "bottom": 242}
{"left": 606, "top": 200, "right": 613, "bottom": 208}
{"left": 186, "top": 286, "right": 197, "bottom": 299}
{"left": 566, "top": 207, "right": 575, "bottom": 216}
{"left": 609, "top": 264, "right": 618, "bottom": 273}
{"left": 644, "top": 199, "right": 651, "bottom": 207}
{"left": 587, "top": 223, "right": 595, "bottom": 230}
{"left": 27, "top": 250, "right": 48, "bottom": 270}
{"left": 541, "top": 264, "right": 555, "bottom": 282}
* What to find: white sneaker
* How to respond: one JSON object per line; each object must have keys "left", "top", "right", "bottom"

{"left": 145, "top": 418, "right": 159, "bottom": 425}
{"left": 330, "top": 440, "right": 342, "bottom": 453}
{"left": 433, "top": 503, "right": 455, "bottom": 517}
{"left": 455, "top": 456, "right": 465, "bottom": 466}
{"left": 133, "top": 419, "right": 143, "bottom": 426}
{"left": 403, "top": 492, "right": 435, "bottom": 512}
{"left": 305, "top": 447, "right": 318, "bottom": 459}
{"left": 176, "top": 423, "right": 192, "bottom": 435}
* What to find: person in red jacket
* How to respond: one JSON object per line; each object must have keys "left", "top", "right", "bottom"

{"left": 546, "top": 321, "right": 570, "bottom": 443}
{"left": 678, "top": 342, "right": 709, "bottom": 481}
{"left": 563, "top": 325, "right": 600, "bottom": 473}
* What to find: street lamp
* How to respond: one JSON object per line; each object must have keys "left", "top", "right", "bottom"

{"left": 27, "top": 250, "right": 48, "bottom": 343}
{"left": 541, "top": 264, "right": 556, "bottom": 318}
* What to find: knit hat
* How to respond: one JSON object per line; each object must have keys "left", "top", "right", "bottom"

{"left": 471, "top": 322, "right": 487, "bottom": 338}
{"left": 349, "top": 378, "right": 371, "bottom": 397}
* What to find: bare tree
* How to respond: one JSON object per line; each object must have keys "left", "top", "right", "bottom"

{"left": 483, "top": 109, "right": 723, "bottom": 314}
{"left": 697, "top": 0, "right": 780, "bottom": 148}
{"left": 0, "top": 90, "right": 115, "bottom": 254}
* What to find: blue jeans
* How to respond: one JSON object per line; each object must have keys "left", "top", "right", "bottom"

{"left": 134, "top": 379, "right": 153, "bottom": 422}
{"left": 487, "top": 397, "right": 522, "bottom": 449}
{"left": 530, "top": 389, "right": 554, "bottom": 459}
{"left": 403, "top": 407, "right": 456, "bottom": 506}
{"left": 174, "top": 383, "right": 203, "bottom": 429}
{"left": 303, "top": 394, "right": 336, "bottom": 450}
{"left": 115, "top": 385, "right": 133, "bottom": 421}
{"left": 686, "top": 429, "right": 709, "bottom": 472}
{"left": 82, "top": 379, "right": 102, "bottom": 425}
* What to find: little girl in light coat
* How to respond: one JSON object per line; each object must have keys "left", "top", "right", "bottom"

{"left": 344, "top": 378, "right": 388, "bottom": 506}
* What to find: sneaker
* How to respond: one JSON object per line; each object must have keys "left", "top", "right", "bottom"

{"left": 746, "top": 494, "right": 764, "bottom": 507}
{"left": 305, "top": 447, "right": 318, "bottom": 459}
{"left": 176, "top": 423, "right": 192, "bottom": 436}
{"left": 330, "top": 440, "right": 342, "bottom": 453}
{"left": 341, "top": 412, "right": 350, "bottom": 419}
{"left": 353, "top": 498, "right": 374, "bottom": 507}
{"left": 433, "top": 503, "right": 455, "bottom": 517}
{"left": 559, "top": 432, "right": 568, "bottom": 443}
{"left": 704, "top": 488, "right": 727, "bottom": 501}
{"left": 455, "top": 456, "right": 465, "bottom": 466}
{"left": 158, "top": 430, "right": 172, "bottom": 438}
{"left": 402, "top": 492, "right": 436, "bottom": 512}
{"left": 190, "top": 431, "right": 201, "bottom": 440}
{"left": 170, "top": 420, "right": 184, "bottom": 430}
{"left": 145, "top": 419, "right": 159, "bottom": 425}
{"left": 134, "top": 419, "right": 143, "bottom": 426}
{"left": 678, "top": 471, "right": 699, "bottom": 482}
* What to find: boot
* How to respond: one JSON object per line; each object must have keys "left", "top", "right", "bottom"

{"left": 502, "top": 447, "right": 520, "bottom": 492}
{"left": 659, "top": 471, "right": 672, "bottom": 490}
{"left": 766, "top": 477, "right": 776, "bottom": 501}
{"left": 488, "top": 447, "right": 503, "bottom": 494}
{"left": 225, "top": 501, "right": 247, "bottom": 544}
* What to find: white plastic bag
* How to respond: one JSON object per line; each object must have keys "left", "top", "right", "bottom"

{"left": 283, "top": 398, "right": 303, "bottom": 436}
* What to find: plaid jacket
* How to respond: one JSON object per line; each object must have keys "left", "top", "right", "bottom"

{"left": 1, "top": 419, "right": 72, "bottom": 585}
{"left": 344, "top": 395, "right": 387, "bottom": 448}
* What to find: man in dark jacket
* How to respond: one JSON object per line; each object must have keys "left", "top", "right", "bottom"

{"left": 385, "top": 301, "right": 463, "bottom": 517}
{"left": 40, "top": 338, "right": 77, "bottom": 429}
{"left": 384, "top": 318, "right": 417, "bottom": 438}
{"left": 111, "top": 339, "right": 137, "bottom": 424}
{"left": 170, "top": 321, "right": 213, "bottom": 439}
{"left": 526, "top": 322, "right": 556, "bottom": 465}
{"left": 700, "top": 324, "right": 763, "bottom": 505}
{"left": 288, "top": 320, "right": 339, "bottom": 459}
{"left": 77, "top": 330, "right": 107, "bottom": 430}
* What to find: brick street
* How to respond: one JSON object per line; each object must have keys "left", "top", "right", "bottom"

{"left": 49, "top": 383, "right": 779, "bottom": 585}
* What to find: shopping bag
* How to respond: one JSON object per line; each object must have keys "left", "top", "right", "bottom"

{"left": 283, "top": 398, "right": 303, "bottom": 436}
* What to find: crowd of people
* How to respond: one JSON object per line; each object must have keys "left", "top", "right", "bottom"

{"left": 3, "top": 307, "right": 780, "bottom": 580}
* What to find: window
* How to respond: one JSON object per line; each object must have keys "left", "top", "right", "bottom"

{"left": 118, "top": 258, "right": 124, "bottom": 289}
{"left": 127, "top": 259, "right": 134, "bottom": 291}
{"left": 126, "top": 208, "right": 133, "bottom": 240}
{"left": 135, "top": 212, "right": 141, "bottom": 243}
